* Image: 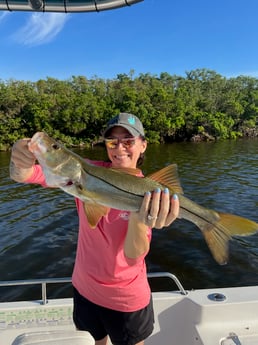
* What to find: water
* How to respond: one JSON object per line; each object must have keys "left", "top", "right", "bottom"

{"left": 0, "top": 139, "right": 258, "bottom": 301}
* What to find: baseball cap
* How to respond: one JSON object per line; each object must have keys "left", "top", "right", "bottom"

{"left": 103, "top": 113, "right": 145, "bottom": 138}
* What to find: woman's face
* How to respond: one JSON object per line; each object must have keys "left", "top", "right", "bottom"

{"left": 105, "top": 126, "right": 147, "bottom": 169}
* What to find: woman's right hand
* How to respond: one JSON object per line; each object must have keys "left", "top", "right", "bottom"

{"left": 10, "top": 138, "right": 36, "bottom": 182}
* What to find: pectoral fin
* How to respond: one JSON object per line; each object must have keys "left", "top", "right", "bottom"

{"left": 83, "top": 202, "right": 110, "bottom": 229}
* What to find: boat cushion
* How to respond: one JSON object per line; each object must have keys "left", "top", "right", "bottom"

{"left": 12, "top": 330, "right": 94, "bottom": 345}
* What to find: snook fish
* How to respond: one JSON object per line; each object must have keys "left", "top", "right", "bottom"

{"left": 28, "top": 132, "right": 258, "bottom": 265}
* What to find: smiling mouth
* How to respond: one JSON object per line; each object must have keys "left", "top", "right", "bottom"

{"left": 114, "top": 154, "right": 130, "bottom": 159}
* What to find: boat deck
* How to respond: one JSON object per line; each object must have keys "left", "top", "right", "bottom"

{"left": 1, "top": 273, "right": 258, "bottom": 345}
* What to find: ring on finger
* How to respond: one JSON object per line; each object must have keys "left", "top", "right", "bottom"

{"left": 147, "top": 214, "right": 158, "bottom": 221}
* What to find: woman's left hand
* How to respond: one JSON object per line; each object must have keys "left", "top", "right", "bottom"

{"left": 138, "top": 188, "right": 180, "bottom": 229}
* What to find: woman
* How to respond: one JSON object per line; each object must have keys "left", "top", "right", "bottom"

{"left": 10, "top": 113, "right": 179, "bottom": 345}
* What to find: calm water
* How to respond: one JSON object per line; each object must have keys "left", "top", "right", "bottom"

{"left": 0, "top": 139, "right": 258, "bottom": 301}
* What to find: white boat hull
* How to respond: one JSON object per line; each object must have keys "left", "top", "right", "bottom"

{"left": 1, "top": 274, "right": 258, "bottom": 345}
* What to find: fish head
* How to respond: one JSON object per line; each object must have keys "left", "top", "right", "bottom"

{"left": 29, "top": 132, "right": 67, "bottom": 167}
{"left": 28, "top": 132, "right": 82, "bottom": 186}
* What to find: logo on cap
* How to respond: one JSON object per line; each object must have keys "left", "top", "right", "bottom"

{"left": 128, "top": 116, "right": 136, "bottom": 126}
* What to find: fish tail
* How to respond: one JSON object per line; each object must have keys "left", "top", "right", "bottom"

{"left": 202, "top": 212, "right": 258, "bottom": 265}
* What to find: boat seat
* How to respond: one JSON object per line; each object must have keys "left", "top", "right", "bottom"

{"left": 12, "top": 330, "right": 95, "bottom": 345}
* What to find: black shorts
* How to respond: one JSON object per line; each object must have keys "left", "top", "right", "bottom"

{"left": 73, "top": 287, "right": 154, "bottom": 345}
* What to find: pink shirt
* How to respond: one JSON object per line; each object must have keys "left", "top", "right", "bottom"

{"left": 26, "top": 161, "right": 151, "bottom": 312}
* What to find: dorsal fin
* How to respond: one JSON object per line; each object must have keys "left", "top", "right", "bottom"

{"left": 147, "top": 164, "right": 183, "bottom": 194}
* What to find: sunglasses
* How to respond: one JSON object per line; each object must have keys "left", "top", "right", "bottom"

{"left": 104, "top": 137, "right": 136, "bottom": 149}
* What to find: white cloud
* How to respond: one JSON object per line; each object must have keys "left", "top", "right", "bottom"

{"left": 13, "top": 13, "right": 69, "bottom": 46}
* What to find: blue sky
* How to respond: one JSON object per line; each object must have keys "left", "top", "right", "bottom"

{"left": 1, "top": 0, "right": 258, "bottom": 81}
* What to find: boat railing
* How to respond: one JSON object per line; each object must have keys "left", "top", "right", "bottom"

{"left": 0, "top": 272, "right": 187, "bottom": 305}
{"left": 147, "top": 272, "right": 187, "bottom": 295}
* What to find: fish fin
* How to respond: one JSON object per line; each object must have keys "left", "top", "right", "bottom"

{"left": 83, "top": 203, "right": 110, "bottom": 229}
{"left": 147, "top": 164, "right": 184, "bottom": 194}
{"left": 202, "top": 212, "right": 258, "bottom": 265}
{"left": 217, "top": 212, "right": 258, "bottom": 236}
{"left": 202, "top": 221, "right": 231, "bottom": 265}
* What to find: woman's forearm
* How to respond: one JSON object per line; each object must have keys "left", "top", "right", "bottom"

{"left": 124, "top": 213, "right": 150, "bottom": 259}
{"left": 10, "top": 138, "right": 36, "bottom": 182}
{"left": 10, "top": 160, "right": 34, "bottom": 182}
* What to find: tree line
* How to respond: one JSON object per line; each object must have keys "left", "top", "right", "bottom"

{"left": 0, "top": 68, "right": 258, "bottom": 150}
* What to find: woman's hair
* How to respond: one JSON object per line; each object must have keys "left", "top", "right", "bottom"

{"left": 137, "top": 135, "right": 146, "bottom": 167}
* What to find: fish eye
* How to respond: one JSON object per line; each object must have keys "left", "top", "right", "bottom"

{"left": 52, "top": 143, "right": 60, "bottom": 150}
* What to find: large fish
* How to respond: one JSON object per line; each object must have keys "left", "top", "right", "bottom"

{"left": 28, "top": 132, "right": 258, "bottom": 265}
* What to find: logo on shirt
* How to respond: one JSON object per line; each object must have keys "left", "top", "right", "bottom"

{"left": 119, "top": 212, "right": 130, "bottom": 221}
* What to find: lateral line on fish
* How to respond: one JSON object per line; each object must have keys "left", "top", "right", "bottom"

{"left": 80, "top": 166, "right": 146, "bottom": 197}
{"left": 86, "top": 172, "right": 144, "bottom": 197}
{"left": 180, "top": 204, "right": 214, "bottom": 222}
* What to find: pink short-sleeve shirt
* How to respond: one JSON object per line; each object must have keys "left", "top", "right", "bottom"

{"left": 26, "top": 161, "right": 151, "bottom": 312}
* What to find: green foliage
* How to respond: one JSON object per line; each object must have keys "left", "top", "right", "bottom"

{"left": 0, "top": 69, "right": 257, "bottom": 150}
